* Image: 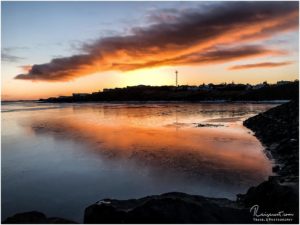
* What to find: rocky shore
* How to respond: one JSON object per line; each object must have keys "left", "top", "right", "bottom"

{"left": 244, "top": 100, "right": 299, "bottom": 182}
{"left": 3, "top": 100, "right": 299, "bottom": 224}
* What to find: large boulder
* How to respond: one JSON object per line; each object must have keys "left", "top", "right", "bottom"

{"left": 238, "top": 177, "right": 299, "bottom": 221}
{"left": 84, "top": 192, "right": 252, "bottom": 223}
{"left": 2, "top": 211, "right": 47, "bottom": 224}
{"left": 244, "top": 100, "right": 299, "bottom": 146}
{"left": 2, "top": 211, "right": 77, "bottom": 224}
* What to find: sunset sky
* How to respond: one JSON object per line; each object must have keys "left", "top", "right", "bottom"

{"left": 2, "top": 1, "right": 299, "bottom": 100}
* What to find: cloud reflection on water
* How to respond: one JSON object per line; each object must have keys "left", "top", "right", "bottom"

{"left": 28, "top": 106, "right": 272, "bottom": 188}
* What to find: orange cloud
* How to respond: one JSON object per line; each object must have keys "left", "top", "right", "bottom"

{"left": 228, "top": 61, "right": 294, "bottom": 70}
{"left": 15, "top": 2, "right": 299, "bottom": 81}
{"left": 111, "top": 46, "right": 286, "bottom": 71}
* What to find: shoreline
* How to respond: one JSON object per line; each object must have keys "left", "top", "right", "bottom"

{"left": 3, "top": 100, "right": 298, "bottom": 224}
{"left": 81, "top": 100, "right": 298, "bottom": 224}
{"left": 243, "top": 100, "right": 299, "bottom": 182}
{"left": 2, "top": 99, "right": 289, "bottom": 104}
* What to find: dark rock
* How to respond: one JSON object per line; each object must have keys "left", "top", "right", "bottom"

{"left": 272, "top": 165, "right": 281, "bottom": 173}
{"left": 84, "top": 204, "right": 127, "bottom": 223}
{"left": 2, "top": 211, "right": 77, "bottom": 224}
{"left": 46, "top": 217, "right": 78, "bottom": 224}
{"left": 238, "top": 178, "right": 299, "bottom": 223}
{"left": 243, "top": 100, "right": 299, "bottom": 180}
{"left": 195, "top": 123, "right": 224, "bottom": 127}
{"left": 240, "top": 178, "right": 299, "bottom": 213}
{"left": 2, "top": 211, "right": 47, "bottom": 224}
{"left": 241, "top": 100, "right": 299, "bottom": 223}
{"left": 84, "top": 192, "right": 252, "bottom": 224}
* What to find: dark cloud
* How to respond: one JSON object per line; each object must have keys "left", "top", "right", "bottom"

{"left": 2, "top": 46, "right": 28, "bottom": 62}
{"left": 2, "top": 53, "right": 24, "bottom": 62}
{"left": 229, "top": 61, "right": 294, "bottom": 70}
{"left": 15, "top": 1, "right": 299, "bottom": 81}
{"left": 16, "top": 54, "right": 96, "bottom": 81}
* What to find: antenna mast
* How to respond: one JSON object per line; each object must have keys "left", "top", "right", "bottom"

{"left": 175, "top": 70, "right": 178, "bottom": 87}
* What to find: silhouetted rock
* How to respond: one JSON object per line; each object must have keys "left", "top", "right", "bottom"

{"left": 84, "top": 192, "right": 252, "bottom": 224}
{"left": 46, "top": 217, "right": 77, "bottom": 224}
{"left": 238, "top": 177, "right": 299, "bottom": 222}
{"left": 241, "top": 100, "right": 299, "bottom": 223}
{"left": 2, "top": 211, "right": 77, "bottom": 224}
{"left": 244, "top": 100, "right": 299, "bottom": 181}
{"left": 195, "top": 123, "right": 224, "bottom": 127}
{"left": 2, "top": 211, "right": 46, "bottom": 224}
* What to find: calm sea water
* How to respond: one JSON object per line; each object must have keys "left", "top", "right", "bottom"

{"left": 1, "top": 102, "right": 277, "bottom": 222}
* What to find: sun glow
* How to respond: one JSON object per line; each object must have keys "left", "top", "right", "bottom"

{"left": 119, "top": 67, "right": 176, "bottom": 87}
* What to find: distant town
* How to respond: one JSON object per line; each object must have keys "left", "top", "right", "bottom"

{"left": 40, "top": 80, "right": 299, "bottom": 103}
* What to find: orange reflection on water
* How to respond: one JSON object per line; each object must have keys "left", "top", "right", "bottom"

{"left": 30, "top": 113, "right": 272, "bottom": 187}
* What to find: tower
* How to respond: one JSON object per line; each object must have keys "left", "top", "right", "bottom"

{"left": 175, "top": 70, "right": 178, "bottom": 87}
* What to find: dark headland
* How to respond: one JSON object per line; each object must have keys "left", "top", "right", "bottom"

{"left": 40, "top": 80, "right": 298, "bottom": 103}
{"left": 3, "top": 89, "right": 299, "bottom": 224}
